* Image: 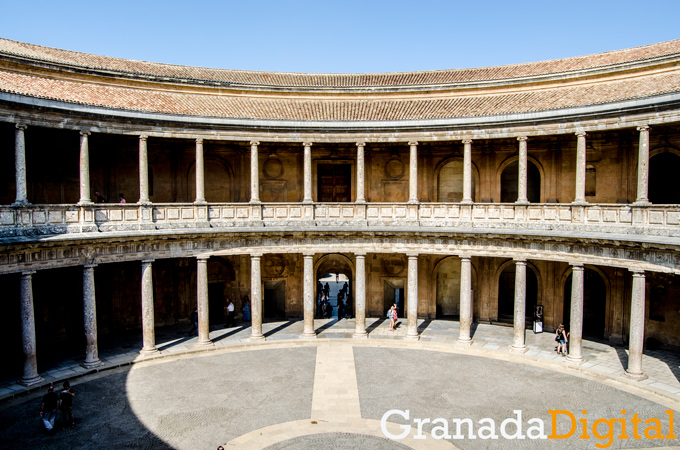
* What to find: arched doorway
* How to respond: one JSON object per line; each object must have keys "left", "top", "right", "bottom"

{"left": 436, "top": 257, "right": 461, "bottom": 318}
{"left": 207, "top": 258, "right": 235, "bottom": 325}
{"left": 500, "top": 160, "right": 540, "bottom": 203}
{"left": 649, "top": 152, "right": 680, "bottom": 204}
{"left": 563, "top": 268, "right": 607, "bottom": 338}
{"left": 437, "top": 159, "right": 475, "bottom": 202}
{"left": 315, "top": 254, "right": 354, "bottom": 319}
{"left": 497, "top": 263, "right": 538, "bottom": 324}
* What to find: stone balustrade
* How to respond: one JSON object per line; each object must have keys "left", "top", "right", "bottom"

{"left": 1, "top": 202, "right": 680, "bottom": 238}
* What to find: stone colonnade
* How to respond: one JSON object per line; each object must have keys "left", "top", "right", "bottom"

{"left": 14, "top": 251, "right": 650, "bottom": 385}
{"left": 10, "top": 125, "right": 656, "bottom": 206}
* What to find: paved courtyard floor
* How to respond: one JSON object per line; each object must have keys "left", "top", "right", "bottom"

{"left": 0, "top": 319, "right": 679, "bottom": 449}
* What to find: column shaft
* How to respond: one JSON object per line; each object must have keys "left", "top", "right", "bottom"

{"left": 302, "top": 254, "right": 316, "bottom": 338}
{"left": 517, "top": 136, "right": 528, "bottom": 203}
{"left": 82, "top": 264, "right": 102, "bottom": 367}
{"left": 567, "top": 264, "right": 585, "bottom": 362}
{"left": 139, "top": 136, "right": 150, "bottom": 203}
{"left": 250, "top": 255, "right": 265, "bottom": 340}
{"left": 511, "top": 260, "right": 527, "bottom": 352}
{"left": 458, "top": 257, "right": 473, "bottom": 344}
{"left": 79, "top": 131, "right": 92, "bottom": 204}
{"left": 626, "top": 271, "right": 647, "bottom": 380}
{"left": 408, "top": 141, "right": 418, "bottom": 203}
{"left": 19, "top": 271, "right": 42, "bottom": 385}
{"left": 250, "top": 141, "right": 260, "bottom": 203}
{"left": 405, "top": 254, "right": 419, "bottom": 339}
{"left": 140, "top": 260, "right": 158, "bottom": 354}
{"left": 14, "top": 124, "right": 29, "bottom": 206}
{"left": 462, "top": 139, "right": 473, "bottom": 203}
{"left": 574, "top": 132, "right": 587, "bottom": 204}
{"left": 196, "top": 257, "right": 212, "bottom": 346}
{"left": 356, "top": 142, "right": 366, "bottom": 203}
{"left": 635, "top": 126, "right": 650, "bottom": 204}
{"left": 303, "top": 142, "right": 313, "bottom": 203}
{"left": 353, "top": 253, "right": 367, "bottom": 338}
{"left": 195, "top": 138, "right": 206, "bottom": 203}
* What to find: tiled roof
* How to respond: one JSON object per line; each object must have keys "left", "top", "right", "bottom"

{"left": 1, "top": 38, "right": 680, "bottom": 88}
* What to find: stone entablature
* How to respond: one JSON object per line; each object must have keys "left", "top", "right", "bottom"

{"left": 1, "top": 229, "right": 679, "bottom": 276}
{"left": 3, "top": 203, "right": 680, "bottom": 238}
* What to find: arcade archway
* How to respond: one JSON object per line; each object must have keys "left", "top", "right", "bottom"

{"left": 314, "top": 254, "right": 354, "bottom": 318}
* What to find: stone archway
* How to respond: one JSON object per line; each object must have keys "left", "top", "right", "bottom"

{"left": 314, "top": 254, "right": 355, "bottom": 318}
{"left": 435, "top": 257, "right": 462, "bottom": 318}
{"left": 207, "top": 257, "right": 236, "bottom": 325}
{"left": 497, "top": 262, "right": 538, "bottom": 324}
{"left": 187, "top": 155, "right": 234, "bottom": 202}
{"left": 500, "top": 160, "right": 541, "bottom": 203}
{"left": 563, "top": 267, "right": 607, "bottom": 338}
{"left": 435, "top": 158, "right": 477, "bottom": 202}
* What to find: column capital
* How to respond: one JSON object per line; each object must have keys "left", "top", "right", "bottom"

{"left": 356, "top": 142, "right": 366, "bottom": 147}
{"left": 302, "top": 252, "right": 314, "bottom": 258}
{"left": 141, "top": 259, "right": 155, "bottom": 265}
{"left": 80, "top": 129, "right": 91, "bottom": 137}
{"left": 15, "top": 123, "right": 27, "bottom": 130}
{"left": 354, "top": 252, "right": 367, "bottom": 257}
{"left": 517, "top": 136, "right": 528, "bottom": 142}
{"left": 195, "top": 138, "right": 204, "bottom": 145}
{"left": 83, "top": 261, "right": 98, "bottom": 269}
{"left": 459, "top": 255, "right": 472, "bottom": 262}
{"left": 406, "top": 253, "right": 419, "bottom": 259}
{"left": 408, "top": 141, "right": 418, "bottom": 146}
{"left": 250, "top": 253, "right": 262, "bottom": 260}
{"left": 302, "top": 142, "right": 313, "bottom": 147}
{"left": 21, "top": 270, "right": 36, "bottom": 276}
{"left": 569, "top": 263, "right": 585, "bottom": 269}
{"left": 196, "top": 255, "right": 210, "bottom": 262}
{"left": 575, "top": 131, "right": 586, "bottom": 138}
{"left": 250, "top": 140, "right": 260, "bottom": 146}
{"left": 462, "top": 138, "right": 473, "bottom": 144}
{"left": 637, "top": 125, "right": 650, "bottom": 132}
{"left": 139, "top": 134, "right": 148, "bottom": 142}
{"left": 513, "top": 258, "right": 527, "bottom": 265}
{"left": 629, "top": 269, "right": 645, "bottom": 277}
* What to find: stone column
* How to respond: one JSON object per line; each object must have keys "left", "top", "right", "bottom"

{"left": 625, "top": 270, "right": 648, "bottom": 380}
{"left": 510, "top": 259, "right": 528, "bottom": 353}
{"left": 139, "top": 135, "right": 150, "bottom": 204}
{"left": 140, "top": 260, "right": 158, "bottom": 354}
{"left": 408, "top": 141, "right": 419, "bottom": 203}
{"left": 14, "top": 124, "right": 29, "bottom": 206}
{"left": 78, "top": 130, "right": 92, "bottom": 205}
{"left": 567, "top": 264, "right": 585, "bottom": 363}
{"left": 353, "top": 253, "right": 367, "bottom": 338}
{"left": 517, "top": 136, "right": 528, "bottom": 204}
{"left": 250, "top": 141, "right": 260, "bottom": 203}
{"left": 195, "top": 138, "right": 206, "bottom": 204}
{"left": 302, "top": 253, "right": 317, "bottom": 339}
{"left": 19, "top": 271, "right": 42, "bottom": 386}
{"left": 196, "top": 256, "right": 213, "bottom": 346}
{"left": 635, "top": 125, "right": 650, "bottom": 205}
{"left": 405, "top": 254, "right": 419, "bottom": 340}
{"left": 574, "top": 132, "right": 587, "bottom": 204}
{"left": 462, "top": 139, "right": 473, "bottom": 204}
{"left": 82, "top": 263, "right": 102, "bottom": 368}
{"left": 303, "top": 142, "right": 313, "bottom": 203}
{"left": 457, "top": 256, "right": 473, "bottom": 345}
{"left": 250, "top": 255, "right": 265, "bottom": 341}
{"left": 356, "top": 142, "right": 366, "bottom": 203}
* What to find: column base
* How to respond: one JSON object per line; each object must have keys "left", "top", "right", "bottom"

{"left": 139, "top": 347, "right": 159, "bottom": 356}
{"left": 249, "top": 334, "right": 266, "bottom": 342}
{"left": 77, "top": 200, "right": 94, "bottom": 206}
{"left": 354, "top": 199, "right": 366, "bottom": 204}
{"left": 509, "top": 345, "right": 527, "bottom": 354}
{"left": 515, "top": 200, "right": 529, "bottom": 206}
{"left": 353, "top": 331, "right": 368, "bottom": 339}
{"left": 633, "top": 200, "right": 651, "bottom": 207}
{"left": 571, "top": 201, "right": 588, "bottom": 207}
{"left": 456, "top": 337, "right": 473, "bottom": 347}
{"left": 301, "top": 332, "right": 318, "bottom": 339}
{"left": 249, "top": 199, "right": 261, "bottom": 205}
{"left": 404, "top": 333, "right": 420, "bottom": 341}
{"left": 18, "top": 375, "right": 44, "bottom": 387}
{"left": 195, "top": 339, "right": 214, "bottom": 348}
{"left": 11, "top": 201, "right": 30, "bottom": 207}
{"left": 566, "top": 355, "right": 584, "bottom": 364}
{"left": 624, "top": 370, "right": 648, "bottom": 381}
{"left": 460, "top": 199, "right": 473, "bottom": 205}
{"left": 81, "top": 359, "right": 103, "bottom": 369}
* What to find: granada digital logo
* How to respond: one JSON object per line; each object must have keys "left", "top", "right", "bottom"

{"left": 380, "top": 409, "right": 676, "bottom": 448}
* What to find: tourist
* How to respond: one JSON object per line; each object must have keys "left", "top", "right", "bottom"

{"left": 188, "top": 307, "right": 198, "bottom": 336}
{"left": 226, "top": 299, "right": 235, "bottom": 327}
{"left": 242, "top": 296, "right": 251, "bottom": 322}
{"left": 389, "top": 304, "right": 397, "bottom": 331}
{"left": 94, "top": 190, "right": 106, "bottom": 203}
{"left": 118, "top": 193, "right": 126, "bottom": 204}
{"left": 40, "top": 384, "right": 60, "bottom": 433}
{"left": 556, "top": 324, "right": 568, "bottom": 356}
{"left": 338, "top": 298, "right": 345, "bottom": 318}
{"left": 59, "top": 380, "right": 75, "bottom": 429}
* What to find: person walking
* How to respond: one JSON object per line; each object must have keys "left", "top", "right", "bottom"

{"left": 388, "top": 304, "right": 398, "bottom": 331}
{"left": 40, "top": 384, "right": 60, "bottom": 433}
{"left": 556, "top": 324, "right": 568, "bottom": 356}
{"left": 59, "top": 380, "right": 75, "bottom": 428}
{"left": 242, "top": 296, "right": 251, "bottom": 322}
{"left": 226, "top": 299, "right": 235, "bottom": 327}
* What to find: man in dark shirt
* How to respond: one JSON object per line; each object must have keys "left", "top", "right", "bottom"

{"left": 59, "top": 380, "right": 75, "bottom": 428}
{"left": 40, "top": 385, "right": 60, "bottom": 432}
{"left": 94, "top": 190, "right": 106, "bottom": 203}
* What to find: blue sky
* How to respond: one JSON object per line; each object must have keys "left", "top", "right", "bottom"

{"left": 2, "top": 0, "right": 678, "bottom": 73}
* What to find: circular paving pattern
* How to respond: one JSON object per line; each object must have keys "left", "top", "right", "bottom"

{"left": 0, "top": 342, "right": 677, "bottom": 450}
